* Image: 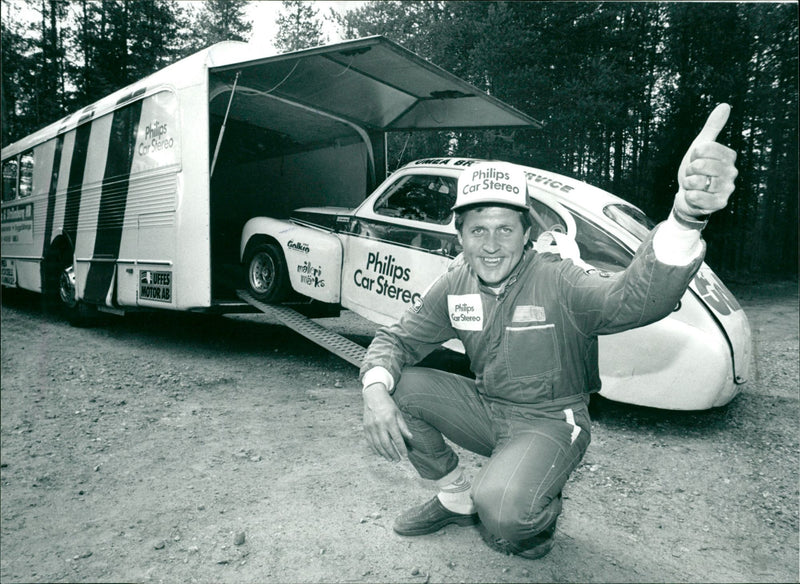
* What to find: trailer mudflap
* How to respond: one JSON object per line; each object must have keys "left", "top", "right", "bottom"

{"left": 237, "top": 290, "right": 365, "bottom": 367}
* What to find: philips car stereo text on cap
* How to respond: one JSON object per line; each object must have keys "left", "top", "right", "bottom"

{"left": 452, "top": 161, "right": 529, "bottom": 211}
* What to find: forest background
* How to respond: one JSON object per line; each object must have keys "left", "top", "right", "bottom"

{"left": 1, "top": 0, "right": 797, "bottom": 280}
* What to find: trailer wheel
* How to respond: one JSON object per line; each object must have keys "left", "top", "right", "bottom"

{"left": 57, "top": 260, "right": 99, "bottom": 326}
{"left": 246, "top": 243, "right": 289, "bottom": 303}
{"left": 44, "top": 244, "right": 99, "bottom": 327}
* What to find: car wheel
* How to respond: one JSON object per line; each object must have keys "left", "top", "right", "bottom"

{"left": 246, "top": 243, "right": 289, "bottom": 303}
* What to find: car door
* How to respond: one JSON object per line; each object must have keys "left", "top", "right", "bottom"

{"left": 339, "top": 171, "right": 460, "bottom": 325}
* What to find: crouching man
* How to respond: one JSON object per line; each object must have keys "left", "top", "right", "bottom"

{"left": 360, "top": 104, "right": 738, "bottom": 559}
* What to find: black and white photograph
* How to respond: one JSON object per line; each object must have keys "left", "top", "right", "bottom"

{"left": 1, "top": 1, "right": 797, "bottom": 582}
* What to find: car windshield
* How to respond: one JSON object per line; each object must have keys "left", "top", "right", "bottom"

{"left": 373, "top": 174, "right": 456, "bottom": 225}
{"left": 603, "top": 203, "right": 655, "bottom": 240}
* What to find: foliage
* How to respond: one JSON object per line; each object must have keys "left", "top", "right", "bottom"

{"left": 335, "top": 1, "right": 798, "bottom": 278}
{"left": 1, "top": 1, "right": 38, "bottom": 143}
{"left": 0, "top": 0, "right": 251, "bottom": 136}
{"left": 274, "top": 0, "right": 324, "bottom": 52}
{"left": 0, "top": 1, "right": 796, "bottom": 278}
{"left": 183, "top": 0, "right": 252, "bottom": 54}
{"left": 71, "top": 0, "right": 186, "bottom": 104}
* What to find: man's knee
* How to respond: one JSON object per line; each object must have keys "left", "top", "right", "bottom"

{"left": 393, "top": 367, "right": 439, "bottom": 411}
{"left": 473, "top": 481, "right": 561, "bottom": 541}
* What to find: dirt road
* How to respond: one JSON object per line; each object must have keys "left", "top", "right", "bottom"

{"left": 1, "top": 281, "right": 797, "bottom": 583}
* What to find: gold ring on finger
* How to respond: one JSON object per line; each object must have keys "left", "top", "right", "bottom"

{"left": 703, "top": 175, "right": 712, "bottom": 192}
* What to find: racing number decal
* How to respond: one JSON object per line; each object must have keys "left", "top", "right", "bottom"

{"left": 693, "top": 270, "right": 740, "bottom": 316}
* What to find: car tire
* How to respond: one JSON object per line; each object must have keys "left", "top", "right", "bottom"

{"left": 245, "top": 243, "right": 290, "bottom": 303}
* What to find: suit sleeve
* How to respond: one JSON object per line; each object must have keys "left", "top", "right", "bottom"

{"left": 559, "top": 222, "right": 705, "bottom": 336}
{"left": 359, "top": 272, "right": 457, "bottom": 385}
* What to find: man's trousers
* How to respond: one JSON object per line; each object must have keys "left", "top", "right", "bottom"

{"left": 394, "top": 366, "right": 592, "bottom": 542}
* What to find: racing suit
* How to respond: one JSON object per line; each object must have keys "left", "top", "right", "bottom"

{"left": 360, "top": 224, "right": 705, "bottom": 543}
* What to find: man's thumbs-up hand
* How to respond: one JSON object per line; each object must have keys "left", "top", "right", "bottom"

{"left": 673, "top": 103, "right": 739, "bottom": 228}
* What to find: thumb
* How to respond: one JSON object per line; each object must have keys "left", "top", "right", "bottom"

{"left": 693, "top": 103, "right": 731, "bottom": 144}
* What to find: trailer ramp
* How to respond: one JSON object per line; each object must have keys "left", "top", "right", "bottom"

{"left": 237, "top": 290, "right": 366, "bottom": 368}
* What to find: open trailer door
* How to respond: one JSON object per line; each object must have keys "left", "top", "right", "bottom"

{"left": 204, "top": 36, "right": 541, "bottom": 299}
{"left": 208, "top": 36, "right": 542, "bottom": 188}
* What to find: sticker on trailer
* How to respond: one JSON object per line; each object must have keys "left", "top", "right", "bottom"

{"left": 1, "top": 258, "right": 17, "bottom": 286}
{"left": 131, "top": 90, "right": 180, "bottom": 173}
{"left": 1, "top": 203, "right": 33, "bottom": 244}
{"left": 139, "top": 270, "right": 172, "bottom": 302}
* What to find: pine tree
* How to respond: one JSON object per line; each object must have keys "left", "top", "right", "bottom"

{"left": 27, "top": 0, "right": 69, "bottom": 127}
{"left": 126, "top": 0, "right": 184, "bottom": 78}
{"left": 68, "top": 1, "right": 188, "bottom": 106}
{"left": 274, "top": 0, "right": 324, "bottom": 53}
{"left": 187, "top": 0, "right": 252, "bottom": 53}
{"left": 1, "top": 1, "right": 37, "bottom": 143}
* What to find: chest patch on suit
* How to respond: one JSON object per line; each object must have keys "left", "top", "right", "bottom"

{"left": 512, "top": 305, "right": 546, "bottom": 322}
{"left": 448, "top": 294, "right": 484, "bottom": 331}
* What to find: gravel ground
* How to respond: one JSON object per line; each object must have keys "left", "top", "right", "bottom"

{"left": 0, "top": 280, "right": 797, "bottom": 583}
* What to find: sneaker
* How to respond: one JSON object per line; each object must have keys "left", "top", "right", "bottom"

{"left": 393, "top": 496, "right": 479, "bottom": 536}
{"left": 479, "top": 518, "right": 557, "bottom": 560}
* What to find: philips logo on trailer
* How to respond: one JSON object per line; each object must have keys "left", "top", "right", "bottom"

{"left": 137, "top": 119, "right": 174, "bottom": 155}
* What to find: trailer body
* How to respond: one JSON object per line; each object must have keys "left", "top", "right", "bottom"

{"left": 1, "top": 37, "right": 538, "bottom": 320}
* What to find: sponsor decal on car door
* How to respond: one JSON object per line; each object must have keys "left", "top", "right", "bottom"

{"left": 341, "top": 223, "right": 454, "bottom": 322}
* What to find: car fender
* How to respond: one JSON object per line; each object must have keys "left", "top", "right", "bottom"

{"left": 598, "top": 315, "right": 735, "bottom": 410}
{"left": 241, "top": 217, "right": 342, "bottom": 304}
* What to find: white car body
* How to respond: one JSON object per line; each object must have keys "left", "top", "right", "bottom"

{"left": 241, "top": 157, "right": 751, "bottom": 410}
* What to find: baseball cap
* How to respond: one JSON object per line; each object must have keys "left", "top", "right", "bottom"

{"left": 452, "top": 161, "right": 529, "bottom": 211}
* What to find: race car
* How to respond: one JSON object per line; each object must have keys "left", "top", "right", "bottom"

{"left": 240, "top": 158, "right": 751, "bottom": 410}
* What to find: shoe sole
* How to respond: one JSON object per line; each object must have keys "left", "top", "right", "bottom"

{"left": 515, "top": 537, "right": 555, "bottom": 560}
{"left": 393, "top": 514, "right": 479, "bottom": 536}
{"left": 479, "top": 524, "right": 556, "bottom": 560}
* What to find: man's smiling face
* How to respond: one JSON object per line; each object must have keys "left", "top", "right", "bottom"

{"left": 457, "top": 206, "right": 530, "bottom": 286}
